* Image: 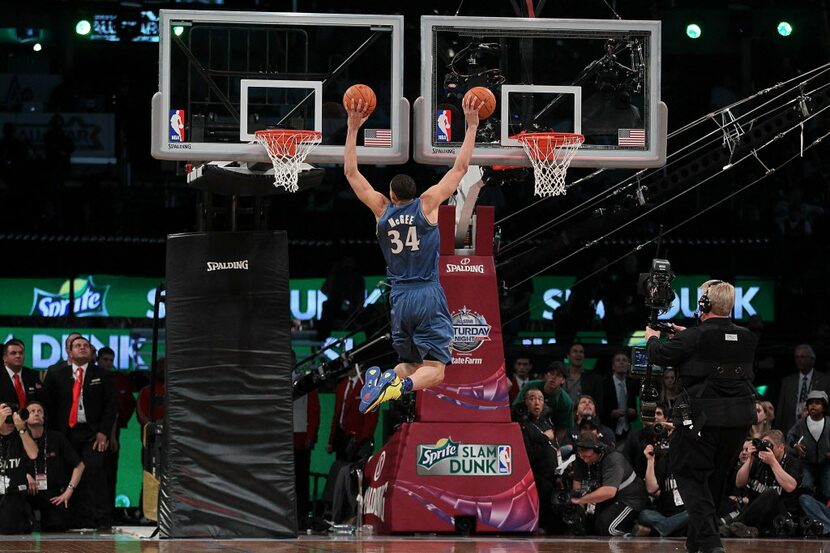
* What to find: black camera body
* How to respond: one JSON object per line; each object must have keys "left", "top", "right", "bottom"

{"left": 638, "top": 258, "right": 676, "bottom": 314}
{"left": 2, "top": 402, "right": 29, "bottom": 425}
{"left": 752, "top": 438, "right": 774, "bottom": 452}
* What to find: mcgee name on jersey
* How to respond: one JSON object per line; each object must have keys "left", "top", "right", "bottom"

{"left": 387, "top": 214, "right": 415, "bottom": 228}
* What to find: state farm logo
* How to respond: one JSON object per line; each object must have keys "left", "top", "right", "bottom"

{"left": 206, "top": 260, "right": 249, "bottom": 272}
{"left": 450, "top": 306, "right": 492, "bottom": 353}
{"left": 445, "top": 257, "right": 484, "bottom": 273}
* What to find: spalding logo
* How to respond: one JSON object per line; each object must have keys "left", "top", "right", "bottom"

{"left": 446, "top": 257, "right": 484, "bottom": 273}
{"left": 206, "top": 260, "right": 249, "bottom": 272}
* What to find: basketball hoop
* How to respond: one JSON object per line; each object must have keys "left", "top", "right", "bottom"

{"left": 514, "top": 132, "right": 584, "bottom": 197}
{"left": 254, "top": 129, "right": 322, "bottom": 192}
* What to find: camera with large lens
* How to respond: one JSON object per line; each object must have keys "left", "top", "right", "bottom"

{"left": 751, "top": 438, "right": 774, "bottom": 453}
{"left": 773, "top": 513, "right": 799, "bottom": 537}
{"left": 2, "top": 402, "right": 29, "bottom": 425}
{"left": 641, "top": 423, "right": 671, "bottom": 451}
{"left": 800, "top": 515, "right": 825, "bottom": 537}
{"left": 638, "top": 258, "right": 676, "bottom": 315}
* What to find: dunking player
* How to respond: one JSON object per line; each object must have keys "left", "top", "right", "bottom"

{"left": 343, "top": 94, "right": 480, "bottom": 414}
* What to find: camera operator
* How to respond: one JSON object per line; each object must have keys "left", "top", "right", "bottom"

{"left": 724, "top": 430, "right": 801, "bottom": 537}
{"left": 0, "top": 402, "right": 38, "bottom": 534}
{"left": 786, "top": 390, "right": 830, "bottom": 500}
{"left": 634, "top": 422, "right": 689, "bottom": 537}
{"left": 514, "top": 388, "right": 558, "bottom": 532}
{"left": 645, "top": 279, "right": 757, "bottom": 553}
{"left": 570, "top": 430, "right": 649, "bottom": 536}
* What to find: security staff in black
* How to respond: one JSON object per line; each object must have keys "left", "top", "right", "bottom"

{"left": 645, "top": 280, "right": 757, "bottom": 553}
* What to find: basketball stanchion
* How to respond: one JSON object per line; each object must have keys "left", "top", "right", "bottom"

{"left": 254, "top": 129, "right": 322, "bottom": 192}
{"left": 514, "top": 131, "right": 584, "bottom": 197}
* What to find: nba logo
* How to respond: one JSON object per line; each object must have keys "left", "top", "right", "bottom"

{"left": 497, "top": 445, "right": 512, "bottom": 474}
{"left": 436, "top": 109, "right": 451, "bottom": 142}
{"left": 169, "top": 109, "right": 185, "bottom": 142}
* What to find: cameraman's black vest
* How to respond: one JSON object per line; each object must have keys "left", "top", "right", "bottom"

{"left": 681, "top": 319, "right": 758, "bottom": 428}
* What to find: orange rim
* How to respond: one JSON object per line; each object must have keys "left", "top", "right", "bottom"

{"left": 513, "top": 131, "right": 584, "bottom": 159}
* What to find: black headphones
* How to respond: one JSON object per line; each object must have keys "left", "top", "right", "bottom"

{"left": 697, "top": 280, "right": 724, "bottom": 314}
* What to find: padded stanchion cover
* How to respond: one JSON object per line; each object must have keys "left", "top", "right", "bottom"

{"left": 159, "top": 231, "right": 295, "bottom": 538}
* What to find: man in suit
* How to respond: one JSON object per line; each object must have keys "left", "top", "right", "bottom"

{"left": 563, "top": 343, "right": 605, "bottom": 416}
{"left": 776, "top": 344, "right": 830, "bottom": 434}
{"left": 1, "top": 338, "right": 41, "bottom": 408}
{"left": 508, "top": 355, "right": 534, "bottom": 404}
{"left": 42, "top": 335, "right": 117, "bottom": 529}
{"left": 46, "top": 332, "right": 81, "bottom": 373}
{"left": 601, "top": 350, "right": 640, "bottom": 441}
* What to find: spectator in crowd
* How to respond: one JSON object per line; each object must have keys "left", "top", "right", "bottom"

{"left": 2, "top": 338, "right": 41, "bottom": 408}
{"left": 600, "top": 351, "right": 639, "bottom": 441}
{"left": 750, "top": 400, "right": 773, "bottom": 439}
{"left": 799, "top": 493, "right": 830, "bottom": 535}
{"left": 633, "top": 422, "right": 688, "bottom": 537}
{"left": 564, "top": 344, "right": 604, "bottom": 415}
{"left": 787, "top": 390, "right": 830, "bottom": 500}
{"left": 515, "top": 388, "right": 558, "bottom": 532}
{"left": 776, "top": 344, "right": 830, "bottom": 434}
{"left": 293, "top": 365, "right": 320, "bottom": 529}
{"left": 512, "top": 361, "right": 574, "bottom": 441}
{"left": 42, "top": 335, "right": 117, "bottom": 529}
{"left": 0, "top": 401, "right": 39, "bottom": 534}
{"left": 561, "top": 395, "right": 616, "bottom": 458}
{"left": 97, "top": 346, "right": 135, "bottom": 523}
{"left": 659, "top": 368, "right": 681, "bottom": 416}
{"left": 137, "top": 358, "right": 165, "bottom": 427}
{"left": 328, "top": 372, "right": 378, "bottom": 462}
{"left": 508, "top": 355, "right": 534, "bottom": 404}
{"left": 725, "top": 429, "right": 802, "bottom": 537}
{"left": 23, "top": 400, "right": 84, "bottom": 531}
{"left": 570, "top": 430, "right": 649, "bottom": 536}
{"left": 761, "top": 401, "right": 776, "bottom": 430}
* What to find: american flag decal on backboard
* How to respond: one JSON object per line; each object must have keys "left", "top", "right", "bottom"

{"left": 618, "top": 128, "right": 646, "bottom": 147}
{"left": 364, "top": 129, "right": 392, "bottom": 147}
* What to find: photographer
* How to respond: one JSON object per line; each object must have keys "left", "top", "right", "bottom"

{"left": 0, "top": 402, "right": 39, "bottom": 534}
{"left": 645, "top": 280, "right": 757, "bottom": 553}
{"left": 622, "top": 403, "right": 670, "bottom": 478}
{"left": 634, "top": 422, "right": 689, "bottom": 537}
{"left": 570, "top": 430, "right": 649, "bottom": 536}
{"left": 724, "top": 430, "right": 801, "bottom": 537}
{"left": 560, "top": 395, "right": 615, "bottom": 459}
{"left": 786, "top": 390, "right": 830, "bottom": 500}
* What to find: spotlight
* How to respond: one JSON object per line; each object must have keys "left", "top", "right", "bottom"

{"left": 777, "top": 21, "right": 793, "bottom": 37}
{"left": 33, "top": 43, "right": 42, "bottom": 52}
{"left": 173, "top": 26, "right": 185, "bottom": 37}
{"left": 686, "top": 23, "right": 702, "bottom": 39}
{"left": 75, "top": 20, "right": 91, "bottom": 36}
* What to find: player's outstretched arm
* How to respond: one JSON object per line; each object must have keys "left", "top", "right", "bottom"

{"left": 344, "top": 99, "right": 387, "bottom": 218}
{"left": 421, "top": 95, "right": 480, "bottom": 215}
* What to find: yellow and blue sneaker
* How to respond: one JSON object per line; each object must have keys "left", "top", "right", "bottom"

{"left": 359, "top": 368, "right": 402, "bottom": 413}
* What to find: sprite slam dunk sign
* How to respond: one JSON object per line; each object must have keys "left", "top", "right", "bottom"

{"left": 416, "top": 438, "right": 512, "bottom": 476}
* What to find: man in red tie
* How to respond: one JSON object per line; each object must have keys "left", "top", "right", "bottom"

{"left": 1, "top": 339, "right": 41, "bottom": 409}
{"left": 42, "top": 335, "right": 117, "bottom": 530}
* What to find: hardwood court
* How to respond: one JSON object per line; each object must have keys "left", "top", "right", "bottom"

{"left": 1, "top": 533, "right": 829, "bottom": 553}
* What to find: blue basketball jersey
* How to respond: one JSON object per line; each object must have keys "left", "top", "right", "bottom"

{"left": 376, "top": 198, "right": 440, "bottom": 284}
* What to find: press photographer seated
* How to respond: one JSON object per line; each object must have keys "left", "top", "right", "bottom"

{"left": 0, "top": 402, "right": 39, "bottom": 534}
{"left": 622, "top": 403, "right": 670, "bottom": 478}
{"left": 569, "top": 430, "right": 648, "bottom": 536}
{"left": 560, "top": 395, "right": 615, "bottom": 459}
{"left": 724, "top": 429, "right": 802, "bottom": 538}
{"left": 632, "top": 421, "right": 689, "bottom": 537}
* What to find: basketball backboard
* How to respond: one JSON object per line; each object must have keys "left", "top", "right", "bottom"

{"left": 151, "top": 10, "right": 408, "bottom": 165}
{"left": 415, "top": 16, "right": 667, "bottom": 168}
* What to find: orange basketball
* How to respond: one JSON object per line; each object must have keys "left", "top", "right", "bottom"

{"left": 464, "top": 86, "right": 496, "bottom": 119}
{"left": 343, "top": 84, "right": 377, "bottom": 115}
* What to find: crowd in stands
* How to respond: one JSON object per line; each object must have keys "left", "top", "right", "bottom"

{"left": 510, "top": 343, "right": 830, "bottom": 538}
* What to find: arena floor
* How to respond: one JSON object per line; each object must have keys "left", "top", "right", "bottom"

{"left": 1, "top": 530, "right": 829, "bottom": 553}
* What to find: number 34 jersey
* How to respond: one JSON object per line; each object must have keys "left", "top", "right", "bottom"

{"left": 377, "top": 198, "right": 440, "bottom": 285}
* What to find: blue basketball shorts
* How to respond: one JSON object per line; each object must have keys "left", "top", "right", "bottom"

{"left": 389, "top": 281, "right": 453, "bottom": 365}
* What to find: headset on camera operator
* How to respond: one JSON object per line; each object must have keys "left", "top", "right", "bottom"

{"left": 724, "top": 430, "right": 802, "bottom": 537}
{"left": 645, "top": 279, "right": 758, "bottom": 553}
{"left": 569, "top": 430, "right": 649, "bottom": 536}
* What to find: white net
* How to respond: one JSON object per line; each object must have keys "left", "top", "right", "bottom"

{"left": 517, "top": 133, "right": 584, "bottom": 197}
{"left": 254, "top": 130, "right": 322, "bottom": 192}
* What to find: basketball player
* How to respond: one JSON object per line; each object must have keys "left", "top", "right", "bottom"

{"left": 343, "top": 94, "right": 480, "bottom": 413}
